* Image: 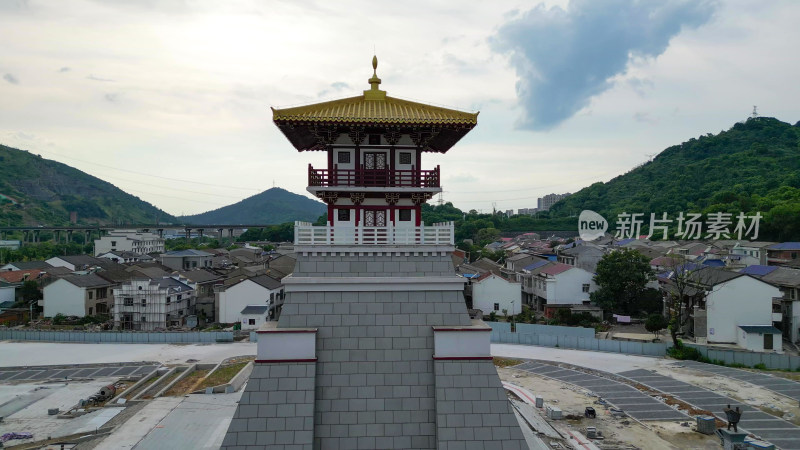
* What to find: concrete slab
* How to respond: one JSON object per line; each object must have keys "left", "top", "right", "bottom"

{"left": 130, "top": 393, "right": 242, "bottom": 450}
{"left": 93, "top": 397, "right": 185, "bottom": 450}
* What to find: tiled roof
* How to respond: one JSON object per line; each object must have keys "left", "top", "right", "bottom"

{"left": 2, "top": 261, "right": 52, "bottom": 270}
{"left": 61, "top": 273, "right": 114, "bottom": 288}
{"left": 0, "top": 269, "right": 47, "bottom": 283}
{"left": 740, "top": 265, "right": 778, "bottom": 277}
{"left": 538, "top": 263, "right": 573, "bottom": 276}
{"left": 162, "top": 249, "right": 213, "bottom": 257}
{"left": 272, "top": 95, "right": 478, "bottom": 126}
{"left": 241, "top": 305, "right": 270, "bottom": 315}
{"left": 738, "top": 325, "right": 781, "bottom": 334}
{"left": 522, "top": 260, "right": 549, "bottom": 271}
{"left": 247, "top": 275, "right": 282, "bottom": 290}
{"left": 768, "top": 242, "right": 800, "bottom": 250}
{"left": 762, "top": 267, "right": 800, "bottom": 287}
{"left": 177, "top": 269, "right": 223, "bottom": 284}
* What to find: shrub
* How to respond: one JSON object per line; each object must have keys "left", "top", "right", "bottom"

{"left": 753, "top": 363, "right": 768, "bottom": 370}
{"left": 666, "top": 340, "right": 704, "bottom": 361}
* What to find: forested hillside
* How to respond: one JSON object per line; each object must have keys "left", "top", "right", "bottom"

{"left": 0, "top": 145, "right": 175, "bottom": 226}
{"left": 549, "top": 117, "right": 800, "bottom": 240}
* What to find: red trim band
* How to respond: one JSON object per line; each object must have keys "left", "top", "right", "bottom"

{"left": 255, "top": 358, "right": 317, "bottom": 363}
{"left": 256, "top": 329, "right": 317, "bottom": 334}
{"left": 433, "top": 356, "right": 493, "bottom": 361}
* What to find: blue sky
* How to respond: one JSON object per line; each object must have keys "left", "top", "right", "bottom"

{"left": 1, "top": 0, "right": 799, "bottom": 216}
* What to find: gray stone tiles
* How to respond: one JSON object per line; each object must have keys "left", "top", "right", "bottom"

{"left": 222, "top": 362, "right": 316, "bottom": 450}
{"left": 434, "top": 360, "right": 527, "bottom": 450}
{"left": 516, "top": 362, "right": 687, "bottom": 421}
{"left": 224, "top": 249, "right": 527, "bottom": 448}
{"left": 619, "top": 369, "right": 800, "bottom": 449}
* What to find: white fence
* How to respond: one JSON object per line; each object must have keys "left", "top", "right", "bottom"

{"left": 294, "top": 221, "right": 454, "bottom": 246}
{"left": 488, "top": 322, "right": 800, "bottom": 369}
{"left": 685, "top": 343, "right": 800, "bottom": 370}
{"left": 0, "top": 329, "right": 234, "bottom": 343}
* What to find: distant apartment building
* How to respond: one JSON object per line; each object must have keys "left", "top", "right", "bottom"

{"left": 113, "top": 277, "right": 195, "bottom": 330}
{"left": 517, "top": 208, "right": 538, "bottom": 216}
{"left": 537, "top": 193, "right": 570, "bottom": 211}
{"left": 95, "top": 230, "right": 165, "bottom": 256}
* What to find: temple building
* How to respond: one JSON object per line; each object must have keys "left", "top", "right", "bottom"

{"left": 222, "top": 57, "right": 527, "bottom": 449}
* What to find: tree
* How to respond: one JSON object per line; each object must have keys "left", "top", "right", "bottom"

{"left": 662, "top": 260, "right": 713, "bottom": 347}
{"left": 19, "top": 280, "right": 42, "bottom": 303}
{"left": 645, "top": 314, "right": 668, "bottom": 340}
{"left": 591, "top": 248, "right": 655, "bottom": 315}
{"left": 474, "top": 228, "right": 501, "bottom": 246}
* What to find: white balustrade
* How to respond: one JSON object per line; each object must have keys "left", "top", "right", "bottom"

{"left": 294, "top": 221, "right": 454, "bottom": 246}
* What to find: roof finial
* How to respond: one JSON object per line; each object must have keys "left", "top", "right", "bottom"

{"left": 368, "top": 55, "right": 381, "bottom": 90}
{"left": 365, "top": 54, "right": 385, "bottom": 100}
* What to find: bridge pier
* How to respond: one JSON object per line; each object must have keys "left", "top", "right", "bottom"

{"left": 185, "top": 227, "right": 192, "bottom": 242}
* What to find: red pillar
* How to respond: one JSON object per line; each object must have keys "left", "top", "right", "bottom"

{"left": 327, "top": 205, "right": 334, "bottom": 226}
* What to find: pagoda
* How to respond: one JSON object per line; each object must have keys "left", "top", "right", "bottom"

{"left": 222, "top": 57, "right": 527, "bottom": 450}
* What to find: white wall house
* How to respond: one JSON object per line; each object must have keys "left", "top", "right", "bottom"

{"left": 215, "top": 275, "right": 284, "bottom": 324}
{"left": 113, "top": 277, "right": 194, "bottom": 331}
{"left": 703, "top": 274, "right": 783, "bottom": 348}
{"left": 97, "top": 251, "right": 153, "bottom": 264}
{"left": 95, "top": 230, "right": 165, "bottom": 256}
{"left": 470, "top": 273, "right": 521, "bottom": 316}
{"left": 737, "top": 325, "right": 782, "bottom": 352}
{"left": 43, "top": 274, "right": 115, "bottom": 317}
{"left": 523, "top": 262, "right": 597, "bottom": 311}
{"left": 45, "top": 255, "right": 103, "bottom": 271}
{"left": 240, "top": 305, "right": 270, "bottom": 330}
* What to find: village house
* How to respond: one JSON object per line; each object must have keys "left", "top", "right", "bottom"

{"left": 766, "top": 242, "right": 800, "bottom": 266}
{"left": 159, "top": 249, "right": 213, "bottom": 271}
{"left": 175, "top": 269, "right": 224, "bottom": 323}
{"left": 558, "top": 243, "right": 605, "bottom": 273}
{"left": 741, "top": 265, "right": 800, "bottom": 344}
{"left": 45, "top": 254, "right": 105, "bottom": 271}
{"left": 113, "top": 277, "right": 195, "bottom": 330}
{"left": 468, "top": 272, "right": 522, "bottom": 317}
{"left": 239, "top": 305, "right": 270, "bottom": 330}
{"left": 520, "top": 261, "right": 597, "bottom": 316}
{"left": 43, "top": 273, "right": 116, "bottom": 317}
{"left": 96, "top": 251, "right": 154, "bottom": 264}
{"left": 215, "top": 274, "right": 284, "bottom": 324}
{"left": 661, "top": 266, "right": 783, "bottom": 352}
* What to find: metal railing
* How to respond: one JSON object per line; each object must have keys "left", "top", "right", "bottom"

{"left": 308, "top": 164, "right": 440, "bottom": 188}
{"left": 294, "top": 221, "right": 454, "bottom": 245}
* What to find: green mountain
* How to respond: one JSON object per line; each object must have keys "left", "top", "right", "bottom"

{"left": 0, "top": 145, "right": 176, "bottom": 226}
{"left": 549, "top": 117, "right": 800, "bottom": 240}
{"left": 180, "top": 187, "right": 326, "bottom": 225}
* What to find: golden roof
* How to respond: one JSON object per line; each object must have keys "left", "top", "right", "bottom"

{"left": 272, "top": 56, "right": 478, "bottom": 126}
{"left": 272, "top": 95, "right": 478, "bottom": 125}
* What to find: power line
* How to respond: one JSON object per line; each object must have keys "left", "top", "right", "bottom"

{"left": 34, "top": 149, "right": 264, "bottom": 191}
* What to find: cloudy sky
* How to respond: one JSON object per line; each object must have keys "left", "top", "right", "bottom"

{"left": 2, "top": 0, "right": 799, "bottom": 216}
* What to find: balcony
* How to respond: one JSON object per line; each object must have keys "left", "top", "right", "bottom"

{"left": 294, "top": 221, "right": 453, "bottom": 246}
{"left": 308, "top": 164, "right": 440, "bottom": 188}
